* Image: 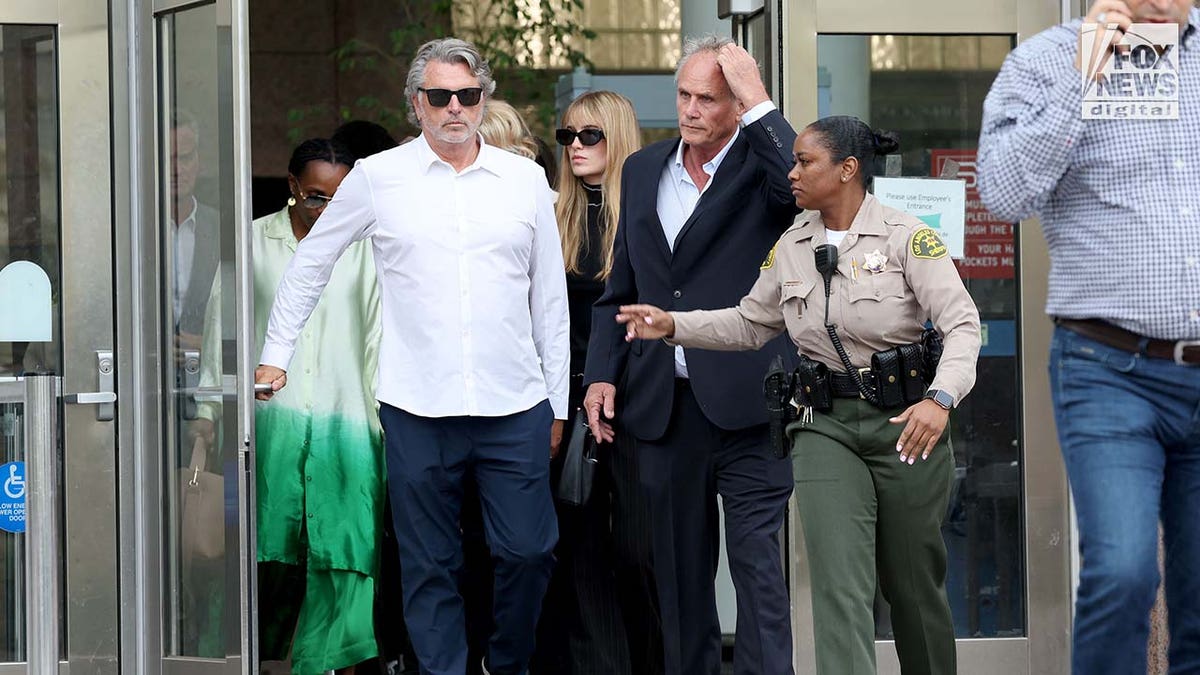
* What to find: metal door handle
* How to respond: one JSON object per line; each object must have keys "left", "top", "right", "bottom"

{"left": 65, "top": 350, "right": 116, "bottom": 421}
{"left": 64, "top": 392, "right": 117, "bottom": 405}
{"left": 178, "top": 378, "right": 273, "bottom": 397}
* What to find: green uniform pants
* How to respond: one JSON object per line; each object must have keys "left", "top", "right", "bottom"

{"left": 790, "top": 397, "right": 956, "bottom": 675}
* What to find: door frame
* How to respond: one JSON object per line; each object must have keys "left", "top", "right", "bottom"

{"left": 114, "top": 0, "right": 256, "bottom": 673}
{"left": 1, "top": 0, "right": 123, "bottom": 671}
{"left": 776, "top": 0, "right": 1071, "bottom": 672}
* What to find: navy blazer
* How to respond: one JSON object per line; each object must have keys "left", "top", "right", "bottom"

{"left": 584, "top": 109, "right": 800, "bottom": 441}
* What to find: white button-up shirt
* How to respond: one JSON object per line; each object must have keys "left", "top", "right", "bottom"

{"left": 173, "top": 197, "right": 197, "bottom": 325}
{"left": 260, "top": 134, "right": 570, "bottom": 420}
{"left": 656, "top": 101, "right": 776, "bottom": 377}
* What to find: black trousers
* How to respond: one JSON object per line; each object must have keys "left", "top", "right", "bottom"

{"left": 636, "top": 380, "right": 794, "bottom": 675}
{"left": 529, "top": 422, "right": 665, "bottom": 675}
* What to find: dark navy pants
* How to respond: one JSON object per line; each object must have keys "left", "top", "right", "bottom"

{"left": 380, "top": 400, "right": 558, "bottom": 675}
{"left": 635, "top": 380, "right": 794, "bottom": 675}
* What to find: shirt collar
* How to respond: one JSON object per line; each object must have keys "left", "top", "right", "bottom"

{"left": 263, "top": 205, "right": 295, "bottom": 242}
{"left": 1185, "top": 7, "right": 1200, "bottom": 49}
{"left": 673, "top": 126, "right": 741, "bottom": 181}
{"left": 176, "top": 196, "right": 198, "bottom": 229}
{"left": 415, "top": 132, "right": 500, "bottom": 177}
{"left": 792, "top": 193, "right": 890, "bottom": 244}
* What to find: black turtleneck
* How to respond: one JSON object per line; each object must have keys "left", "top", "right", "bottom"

{"left": 566, "top": 182, "right": 606, "bottom": 407}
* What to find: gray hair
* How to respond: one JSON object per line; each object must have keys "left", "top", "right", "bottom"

{"left": 405, "top": 38, "right": 497, "bottom": 126}
{"left": 675, "top": 34, "right": 735, "bottom": 82}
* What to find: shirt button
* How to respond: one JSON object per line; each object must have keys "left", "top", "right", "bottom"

{"left": 307, "top": 512, "right": 314, "bottom": 518}
{"left": 1175, "top": 158, "right": 1185, "bottom": 170}
{"left": 673, "top": 290, "right": 682, "bottom": 299}
{"left": 1187, "top": 256, "right": 1198, "bottom": 267}
{"left": 1191, "top": 309, "right": 1200, "bottom": 322}
{"left": 305, "top": 402, "right": 312, "bottom": 410}
{"left": 1183, "top": 207, "right": 1194, "bottom": 216}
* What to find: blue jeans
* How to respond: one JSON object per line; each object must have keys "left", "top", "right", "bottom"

{"left": 1050, "top": 326, "right": 1200, "bottom": 675}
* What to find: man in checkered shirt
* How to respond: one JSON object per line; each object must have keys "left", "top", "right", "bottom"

{"left": 977, "top": 1, "right": 1199, "bottom": 672}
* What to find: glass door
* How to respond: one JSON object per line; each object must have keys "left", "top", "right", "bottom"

{"left": 0, "top": 0, "right": 122, "bottom": 672}
{"left": 775, "top": 1, "right": 1070, "bottom": 673}
{"left": 147, "top": 0, "right": 256, "bottom": 672}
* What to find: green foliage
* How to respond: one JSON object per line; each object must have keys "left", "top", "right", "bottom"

{"left": 285, "top": 0, "right": 594, "bottom": 143}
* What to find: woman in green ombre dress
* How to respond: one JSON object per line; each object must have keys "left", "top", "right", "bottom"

{"left": 250, "top": 138, "right": 384, "bottom": 675}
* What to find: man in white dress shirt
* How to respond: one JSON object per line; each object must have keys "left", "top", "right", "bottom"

{"left": 254, "top": 38, "right": 569, "bottom": 675}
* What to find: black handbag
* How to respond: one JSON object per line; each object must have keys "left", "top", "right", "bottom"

{"left": 556, "top": 410, "right": 598, "bottom": 506}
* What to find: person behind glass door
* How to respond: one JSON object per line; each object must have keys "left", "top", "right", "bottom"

{"left": 168, "top": 108, "right": 225, "bottom": 657}
{"left": 198, "top": 138, "right": 385, "bottom": 675}
{"left": 582, "top": 36, "right": 799, "bottom": 675}
{"left": 527, "top": 90, "right": 666, "bottom": 675}
{"left": 977, "top": 2, "right": 1200, "bottom": 672}
{"left": 254, "top": 38, "right": 569, "bottom": 675}
{"left": 615, "top": 116, "right": 982, "bottom": 675}
{"left": 167, "top": 109, "right": 220, "bottom": 354}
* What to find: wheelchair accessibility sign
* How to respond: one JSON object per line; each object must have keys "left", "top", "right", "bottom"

{"left": 0, "top": 462, "right": 26, "bottom": 534}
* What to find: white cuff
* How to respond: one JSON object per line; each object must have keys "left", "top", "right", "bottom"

{"left": 741, "top": 100, "right": 777, "bottom": 126}
{"left": 258, "top": 342, "right": 295, "bottom": 371}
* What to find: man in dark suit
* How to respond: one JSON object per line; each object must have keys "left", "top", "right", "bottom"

{"left": 583, "top": 36, "right": 799, "bottom": 675}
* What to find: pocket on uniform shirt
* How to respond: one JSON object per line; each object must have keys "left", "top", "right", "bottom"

{"left": 780, "top": 279, "right": 816, "bottom": 318}
{"left": 848, "top": 270, "right": 906, "bottom": 304}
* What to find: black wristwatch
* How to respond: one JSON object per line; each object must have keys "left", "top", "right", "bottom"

{"left": 924, "top": 389, "right": 954, "bottom": 410}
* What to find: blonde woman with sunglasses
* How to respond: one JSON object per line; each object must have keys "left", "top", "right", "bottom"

{"left": 528, "top": 90, "right": 666, "bottom": 675}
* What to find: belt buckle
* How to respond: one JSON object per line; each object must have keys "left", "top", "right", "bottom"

{"left": 1174, "top": 340, "right": 1200, "bottom": 366}
{"left": 857, "top": 367, "right": 873, "bottom": 399}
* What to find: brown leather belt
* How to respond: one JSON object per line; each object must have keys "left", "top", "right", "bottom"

{"left": 1055, "top": 318, "right": 1200, "bottom": 366}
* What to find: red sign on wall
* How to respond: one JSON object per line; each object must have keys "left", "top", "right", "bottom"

{"left": 930, "top": 150, "right": 1015, "bottom": 280}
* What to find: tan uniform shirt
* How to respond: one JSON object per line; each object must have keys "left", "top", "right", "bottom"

{"left": 671, "top": 193, "right": 981, "bottom": 405}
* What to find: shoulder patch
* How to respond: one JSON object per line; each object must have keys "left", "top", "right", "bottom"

{"left": 760, "top": 245, "right": 776, "bottom": 270}
{"left": 910, "top": 228, "right": 948, "bottom": 260}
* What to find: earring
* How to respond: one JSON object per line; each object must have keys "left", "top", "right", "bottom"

{"left": 287, "top": 196, "right": 296, "bottom": 207}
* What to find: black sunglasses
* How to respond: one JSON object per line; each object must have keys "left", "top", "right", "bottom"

{"left": 555, "top": 128, "right": 605, "bottom": 147}
{"left": 295, "top": 190, "right": 333, "bottom": 210}
{"left": 419, "top": 87, "right": 483, "bottom": 107}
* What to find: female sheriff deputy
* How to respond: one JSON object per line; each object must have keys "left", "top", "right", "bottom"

{"left": 616, "top": 115, "right": 980, "bottom": 675}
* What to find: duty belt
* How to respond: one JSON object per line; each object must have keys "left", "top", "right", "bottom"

{"left": 1056, "top": 318, "right": 1200, "bottom": 366}
{"left": 829, "top": 368, "right": 876, "bottom": 398}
